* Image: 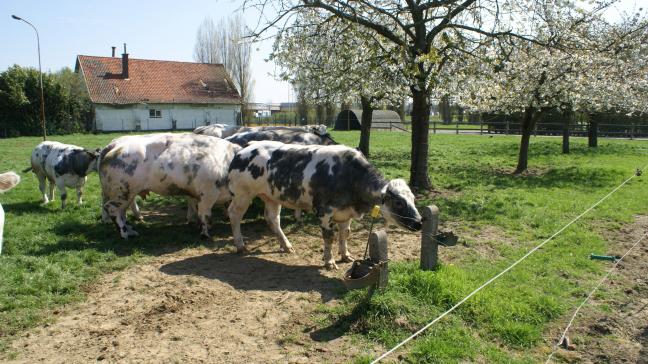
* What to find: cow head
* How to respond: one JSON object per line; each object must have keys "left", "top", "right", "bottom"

{"left": 83, "top": 148, "right": 101, "bottom": 173}
{"left": 380, "top": 179, "right": 422, "bottom": 231}
{"left": 319, "top": 132, "right": 338, "bottom": 145}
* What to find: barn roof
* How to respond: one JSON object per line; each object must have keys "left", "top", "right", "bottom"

{"left": 75, "top": 55, "right": 241, "bottom": 105}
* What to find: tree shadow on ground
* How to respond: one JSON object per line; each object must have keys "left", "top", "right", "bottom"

{"left": 1, "top": 201, "right": 56, "bottom": 215}
{"left": 159, "top": 252, "right": 345, "bottom": 302}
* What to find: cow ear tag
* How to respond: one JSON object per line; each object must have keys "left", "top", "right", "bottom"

{"left": 371, "top": 205, "right": 381, "bottom": 218}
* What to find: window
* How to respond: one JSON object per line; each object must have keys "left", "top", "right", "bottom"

{"left": 149, "top": 109, "right": 162, "bottom": 118}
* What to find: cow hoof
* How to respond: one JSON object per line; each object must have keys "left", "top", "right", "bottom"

{"left": 324, "top": 261, "right": 339, "bottom": 270}
{"left": 340, "top": 255, "right": 354, "bottom": 263}
{"left": 237, "top": 246, "right": 250, "bottom": 254}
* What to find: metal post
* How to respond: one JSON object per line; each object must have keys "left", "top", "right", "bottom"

{"left": 506, "top": 120, "right": 510, "bottom": 135}
{"left": 456, "top": 122, "right": 459, "bottom": 134}
{"left": 420, "top": 205, "right": 440, "bottom": 270}
{"left": 369, "top": 229, "right": 389, "bottom": 289}
{"left": 12, "top": 15, "right": 46, "bottom": 140}
{"left": 433, "top": 121, "right": 437, "bottom": 134}
{"left": 480, "top": 121, "right": 483, "bottom": 135}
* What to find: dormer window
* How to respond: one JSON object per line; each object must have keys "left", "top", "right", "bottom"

{"left": 149, "top": 109, "right": 162, "bottom": 118}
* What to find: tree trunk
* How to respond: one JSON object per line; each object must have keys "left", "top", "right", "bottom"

{"left": 410, "top": 87, "right": 432, "bottom": 191}
{"left": 358, "top": 96, "right": 373, "bottom": 157}
{"left": 316, "top": 104, "right": 325, "bottom": 125}
{"left": 439, "top": 96, "right": 451, "bottom": 124}
{"left": 515, "top": 107, "right": 538, "bottom": 174}
{"left": 325, "top": 102, "right": 336, "bottom": 126}
{"left": 588, "top": 119, "right": 598, "bottom": 148}
{"left": 562, "top": 108, "right": 572, "bottom": 154}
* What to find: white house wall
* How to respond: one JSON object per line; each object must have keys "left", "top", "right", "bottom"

{"left": 95, "top": 104, "right": 240, "bottom": 132}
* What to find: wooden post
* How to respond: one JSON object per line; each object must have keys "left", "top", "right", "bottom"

{"left": 420, "top": 205, "right": 440, "bottom": 271}
{"left": 369, "top": 229, "right": 389, "bottom": 289}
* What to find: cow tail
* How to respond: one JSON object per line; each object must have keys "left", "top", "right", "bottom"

{"left": 0, "top": 171, "right": 20, "bottom": 193}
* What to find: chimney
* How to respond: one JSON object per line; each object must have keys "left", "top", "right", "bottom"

{"left": 121, "top": 43, "right": 129, "bottom": 79}
{"left": 111, "top": 46, "right": 116, "bottom": 57}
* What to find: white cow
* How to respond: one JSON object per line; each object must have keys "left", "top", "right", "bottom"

{"left": 24, "top": 141, "right": 100, "bottom": 208}
{"left": 99, "top": 133, "right": 241, "bottom": 238}
{"left": 0, "top": 171, "right": 20, "bottom": 254}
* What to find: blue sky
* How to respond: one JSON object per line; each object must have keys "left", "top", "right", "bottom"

{"left": 0, "top": 0, "right": 292, "bottom": 103}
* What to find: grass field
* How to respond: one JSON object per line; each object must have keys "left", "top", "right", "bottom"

{"left": 1, "top": 131, "right": 647, "bottom": 361}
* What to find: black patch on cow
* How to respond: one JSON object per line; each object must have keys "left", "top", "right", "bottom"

{"left": 309, "top": 150, "right": 386, "bottom": 214}
{"left": 321, "top": 227, "right": 335, "bottom": 240}
{"left": 54, "top": 149, "right": 94, "bottom": 177}
{"left": 167, "top": 161, "right": 175, "bottom": 170}
{"left": 267, "top": 148, "right": 313, "bottom": 202}
{"left": 192, "top": 139, "right": 210, "bottom": 148}
{"left": 167, "top": 183, "right": 194, "bottom": 197}
{"left": 229, "top": 148, "right": 259, "bottom": 173}
{"left": 247, "top": 164, "right": 264, "bottom": 179}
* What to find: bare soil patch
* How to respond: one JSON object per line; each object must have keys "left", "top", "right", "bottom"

{"left": 546, "top": 215, "right": 648, "bottom": 363}
{"left": 3, "top": 219, "right": 431, "bottom": 364}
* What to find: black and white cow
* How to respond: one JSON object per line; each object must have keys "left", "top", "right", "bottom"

{"left": 227, "top": 141, "right": 422, "bottom": 269}
{"left": 193, "top": 124, "right": 329, "bottom": 139}
{"left": 99, "top": 133, "right": 240, "bottom": 238}
{"left": 24, "top": 141, "right": 100, "bottom": 208}
{"left": 193, "top": 124, "right": 241, "bottom": 138}
{"left": 225, "top": 128, "right": 337, "bottom": 147}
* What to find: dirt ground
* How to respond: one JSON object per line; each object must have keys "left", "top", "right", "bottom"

{"left": 4, "top": 216, "right": 424, "bottom": 364}
{"left": 546, "top": 215, "right": 648, "bottom": 363}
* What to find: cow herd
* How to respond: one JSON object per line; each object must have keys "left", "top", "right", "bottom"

{"left": 6, "top": 124, "right": 423, "bottom": 269}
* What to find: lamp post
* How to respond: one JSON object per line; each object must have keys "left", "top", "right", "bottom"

{"left": 12, "top": 15, "right": 46, "bottom": 140}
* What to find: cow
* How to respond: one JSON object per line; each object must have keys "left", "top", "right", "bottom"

{"left": 227, "top": 141, "right": 423, "bottom": 269}
{"left": 193, "top": 124, "right": 241, "bottom": 138}
{"left": 193, "top": 124, "right": 329, "bottom": 139}
{"left": 99, "top": 133, "right": 241, "bottom": 239}
{"left": 24, "top": 141, "right": 100, "bottom": 208}
{"left": 0, "top": 171, "right": 20, "bottom": 255}
{"left": 225, "top": 128, "right": 337, "bottom": 147}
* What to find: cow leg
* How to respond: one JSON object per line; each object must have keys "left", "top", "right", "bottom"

{"left": 294, "top": 209, "right": 303, "bottom": 222}
{"left": 36, "top": 173, "right": 49, "bottom": 203}
{"left": 104, "top": 200, "right": 138, "bottom": 239}
{"left": 337, "top": 220, "right": 354, "bottom": 263}
{"left": 319, "top": 214, "right": 338, "bottom": 270}
{"left": 75, "top": 177, "right": 86, "bottom": 205}
{"left": 130, "top": 199, "right": 143, "bottom": 221}
{"left": 228, "top": 195, "right": 252, "bottom": 253}
{"left": 186, "top": 197, "right": 198, "bottom": 224}
{"left": 47, "top": 179, "right": 55, "bottom": 202}
{"left": 264, "top": 201, "right": 294, "bottom": 253}
{"left": 56, "top": 180, "right": 68, "bottom": 209}
{"left": 196, "top": 198, "right": 213, "bottom": 238}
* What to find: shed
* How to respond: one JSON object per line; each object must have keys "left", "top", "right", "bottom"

{"left": 334, "top": 109, "right": 404, "bottom": 131}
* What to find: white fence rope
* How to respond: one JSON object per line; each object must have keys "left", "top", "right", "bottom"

{"left": 371, "top": 167, "right": 644, "bottom": 363}
{"left": 545, "top": 231, "right": 648, "bottom": 363}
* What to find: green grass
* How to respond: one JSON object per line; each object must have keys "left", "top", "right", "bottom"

{"left": 329, "top": 132, "right": 648, "bottom": 362}
{"left": 1, "top": 131, "right": 648, "bottom": 361}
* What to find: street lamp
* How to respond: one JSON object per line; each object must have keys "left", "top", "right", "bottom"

{"left": 12, "top": 15, "right": 46, "bottom": 140}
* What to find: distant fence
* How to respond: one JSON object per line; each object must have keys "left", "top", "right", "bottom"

{"left": 426, "top": 121, "right": 648, "bottom": 139}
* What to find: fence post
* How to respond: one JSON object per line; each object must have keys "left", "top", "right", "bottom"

{"left": 420, "top": 205, "right": 440, "bottom": 271}
{"left": 433, "top": 121, "right": 437, "bottom": 134}
{"left": 506, "top": 120, "right": 510, "bottom": 135}
{"left": 456, "top": 122, "right": 459, "bottom": 134}
{"left": 369, "top": 229, "right": 389, "bottom": 289}
{"left": 631, "top": 123, "right": 635, "bottom": 140}
{"left": 480, "top": 121, "right": 483, "bottom": 135}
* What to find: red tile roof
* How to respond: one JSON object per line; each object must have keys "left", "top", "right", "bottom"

{"left": 76, "top": 55, "right": 241, "bottom": 105}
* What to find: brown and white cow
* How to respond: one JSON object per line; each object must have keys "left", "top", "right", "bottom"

{"left": 227, "top": 141, "right": 422, "bottom": 269}
{"left": 0, "top": 171, "right": 20, "bottom": 255}
{"left": 99, "top": 133, "right": 241, "bottom": 238}
{"left": 24, "top": 141, "right": 100, "bottom": 208}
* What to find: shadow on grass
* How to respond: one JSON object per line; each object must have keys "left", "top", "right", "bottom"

{"left": 310, "top": 293, "right": 372, "bottom": 341}
{"left": 160, "top": 253, "right": 345, "bottom": 302}
{"left": 1, "top": 201, "right": 55, "bottom": 215}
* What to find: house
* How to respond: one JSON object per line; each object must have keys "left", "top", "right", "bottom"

{"left": 75, "top": 45, "right": 242, "bottom": 132}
